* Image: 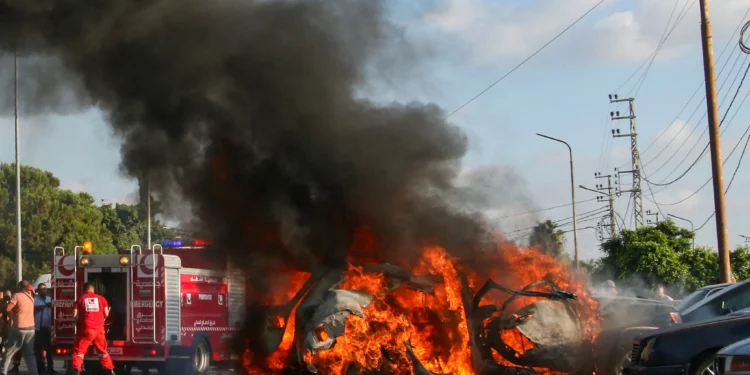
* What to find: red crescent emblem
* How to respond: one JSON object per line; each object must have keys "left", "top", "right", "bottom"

{"left": 57, "top": 257, "right": 74, "bottom": 277}
{"left": 139, "top": 255, "right": 156, "bottom": 275}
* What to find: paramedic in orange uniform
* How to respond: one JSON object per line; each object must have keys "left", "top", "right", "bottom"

{"left": 71, "top": 283, "right": 114, "bottom": 375}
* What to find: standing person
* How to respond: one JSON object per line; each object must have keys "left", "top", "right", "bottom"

{"left": 601, "top": 280, "right": 618, "bottom": 295}
{"left": 0, "top": 281, "right": 37, "bottom": 375}
{"left": 0, "top": 290, "right": 20, "bottom": 375}
{"left": 656, "top": 285, "right": 674, "bottom": 301}
{"left": 0, "top": 290, "right": 11, "bottom": 355}
{"left": 71, "top": 283, "right": 114, "bottom": 375}
{"left": 34, "top": 283, "right": 55, "bottom": 374}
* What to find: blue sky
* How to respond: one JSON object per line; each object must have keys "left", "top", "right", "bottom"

{"left": 2, "top": 0, "right": 750, "bottom": 260}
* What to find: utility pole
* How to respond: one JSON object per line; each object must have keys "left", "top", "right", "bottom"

{"left": 598, "top": 173, "right": 616, "bottom": 240}
{"left": 646, "top": 209, "right": 659, "bottom": 225}
{"left": 580, "top": 172, "right": 616, "bottom": 240}
{"left": 609, "top": 94, "right": 644, "bottom": 228}
{"left": 700, "top": 0, "right": 731, "bottom": 283}
{"left": 14, "top": 51, "right": 22, "bottom": 282}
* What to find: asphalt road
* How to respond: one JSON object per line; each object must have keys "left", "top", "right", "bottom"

{"left": 12, "top": 360, "right": 232, "bottom": 375}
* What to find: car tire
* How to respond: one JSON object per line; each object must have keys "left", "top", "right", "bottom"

{"left": 691, "top": 353, "right": 718, "bottom": 375}
{"left": 612, "top": 348, "right": 632, "bottom": 375}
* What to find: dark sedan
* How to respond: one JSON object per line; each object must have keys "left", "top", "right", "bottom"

{"left": 626, "top": 313, "right": 750, "bottom": 375}
{"left": 593, "top": 294, "right": 680, "bottom": 375}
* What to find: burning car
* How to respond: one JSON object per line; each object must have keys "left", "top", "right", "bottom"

{"left": 241, "top": 245, "right": 601, "bottom": 375}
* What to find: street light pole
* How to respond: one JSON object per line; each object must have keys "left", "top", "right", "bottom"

{"left": 668, "top": 213, "right": 695, "bottom": 250}
{"left": 14, "top": 50, "right": 22, "bottom": 282}
{"left": 537, "top": 133, "right": 579, "bottom": 269}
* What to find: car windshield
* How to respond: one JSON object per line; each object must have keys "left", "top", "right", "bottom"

{"left": 677, "top": 289, "right": 710, "bottom": 311}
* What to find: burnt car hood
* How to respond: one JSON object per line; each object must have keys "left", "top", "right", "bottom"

{"left": 642, "top": 314, "right": 750, "bottom": 340}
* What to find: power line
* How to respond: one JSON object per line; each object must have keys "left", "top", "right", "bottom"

{"left": 618, "top": 5, "right": 750, "bottom": 165}
{"left": 507, "top": 214, "right": 609, "bottom": 242}
{"left": 646, "top": 117, "right": 750, "bottom": 206}
{"left": 641, "top": 61, "right": 750, "bottom": 187}
{"left": 694, "top": 20, "right": 750, "bottom": 232}
{"left": 646, "top": 76, "right": 750, "bottom": 198}
{"left": 446, "top": 0, "right": 605, "bottom": 118}
{"left": 631, "top": 0, "right": 696, "bottom": 97}
{"left": 645, "top": 81, "right": 750, "bottom": 197}
{"left": 504, "top": 207, "right": 608, "bottom": 236}
{"left": 556, "top": 208, "right": 611, "bottom": 228}
{"left": 505, "top": 207, "right": 608, "bottom": 236}
{"left": 612, "top": 0, "right": 696, "bottom": 94}
{"left": 493, "top": 198, "right": 598, "bottom": 220}
{"left": 694, "top": 132, "right": 750, "bottom": 232}
{"left": 642, "top": 52, "right": 747, "bottom": 171}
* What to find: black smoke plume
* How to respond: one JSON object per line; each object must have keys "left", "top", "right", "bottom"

{"left": 0, "top": 0, "right": 493, "bottom": 284}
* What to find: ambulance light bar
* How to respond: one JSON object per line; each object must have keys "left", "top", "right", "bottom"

{"left": 161, "top": 239, "right": 213, "bottom": 247}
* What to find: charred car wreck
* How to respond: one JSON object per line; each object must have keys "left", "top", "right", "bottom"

{"left": 240, "top": 264, "right": 594, "bottom": 375}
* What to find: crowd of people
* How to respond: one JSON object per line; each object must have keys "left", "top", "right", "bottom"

{"left": 0, "top": 281, "right": 114, "bottom": 375}
{"left": 0, "top": 282, "right": 54, "bottom": 375}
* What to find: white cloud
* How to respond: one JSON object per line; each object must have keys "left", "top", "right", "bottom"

{"left": 426, "top": 0, "right": 604, "bottom": 64}
{"left": 425, "top": 0, "right": 750, "bottom": 64}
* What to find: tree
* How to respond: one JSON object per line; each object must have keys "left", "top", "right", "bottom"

{"left": 600, "top": 220, "right": 694, "bottom": 292}
{"left": 579, "top": 258, "right": 603, "bottom": 277}
{"left": 679, "top": 247, "right": 718, "bottom": 290}
{"left": 101, "top": 202, "right": 176, "bottom": 250}
{"left": 528, "top": 220, "right": 566, "bottom": 258}
{"left": 0, "top": 163, "right": 116, "bottom": 286}
{"left": 731, "top": 246, "right": 750, "bottom": 281}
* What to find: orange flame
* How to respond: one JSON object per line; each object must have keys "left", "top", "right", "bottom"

{"left": 243, "top": 236, "right": 600, "bottom": 375}
{"left": 243, "top": 271, "right": 311, "bottom": 374}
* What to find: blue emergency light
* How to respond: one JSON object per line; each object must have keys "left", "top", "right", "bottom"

{"left": 160, "top": 239, "right": 212, "bottom": 247}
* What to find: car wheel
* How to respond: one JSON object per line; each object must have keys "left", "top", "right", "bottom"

{"left": 612, "top": 348, "right": 632, "bottom": 375}
{"left": 692, "top": 354, "right": 718, "bottom": 375}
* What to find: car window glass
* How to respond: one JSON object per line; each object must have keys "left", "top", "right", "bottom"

{"left": 706, "top": 288, "right": 724, "bottom": 298}
{"left": 678, "top": 289, "right": 709, "bottom": 311}
{"left": 721, "top": 284, "right": 750, "bottom": 312}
